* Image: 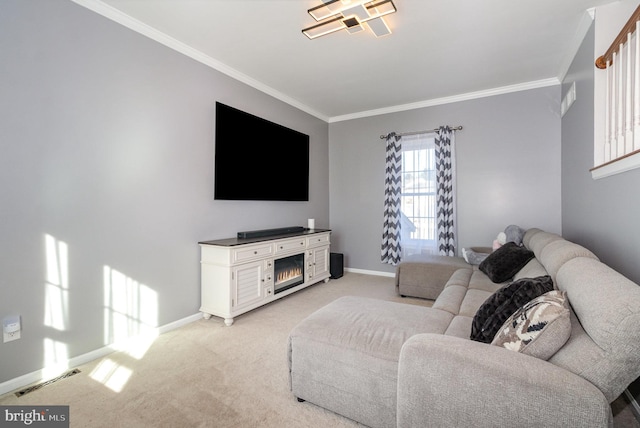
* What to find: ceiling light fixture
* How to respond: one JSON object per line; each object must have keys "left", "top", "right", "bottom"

{"left": 302, "top": 0, "right": 397, "bottom": 40}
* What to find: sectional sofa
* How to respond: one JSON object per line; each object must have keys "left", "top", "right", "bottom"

{"left": 287, "top": 228, "right": 640, "bottom": 427}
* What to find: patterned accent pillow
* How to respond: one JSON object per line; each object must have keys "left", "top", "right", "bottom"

{"left": 478, "top": 242, "right": 535, "bottom": 283}
{"left": 470, "top": 275, "right": 554, "bottom": 343}
{"left": 491, "top": 290, "right": 571, "bottom": 360}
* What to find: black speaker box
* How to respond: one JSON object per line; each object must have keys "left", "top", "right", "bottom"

{"left": 237, "top": 226, "right": 305, "bottom": 239}
{"left": 330, "top": 252, "right": 344, "bottom": 279}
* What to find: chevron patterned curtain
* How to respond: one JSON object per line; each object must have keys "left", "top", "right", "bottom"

{"left": 435, "top": 126, "right": 457, "bottom": 256}
{"left": 381, "top": 133, "right": 402, "bottom": 265}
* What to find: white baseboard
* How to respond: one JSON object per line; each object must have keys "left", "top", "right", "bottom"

{"left": 156, "top": 313, "right": 203, "bottom": 335}
{"left": 344, "top": 267, "right": 395, "bottom": 278}
{"left": 0, "top": 312, "right": 202, "bottom": 396}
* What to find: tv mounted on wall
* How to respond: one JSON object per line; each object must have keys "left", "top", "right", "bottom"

{"left": 214, "top": 102, "right": 310, "bottom": 201}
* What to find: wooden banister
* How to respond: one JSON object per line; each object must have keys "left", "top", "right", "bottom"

{"left": 595, "top": 4, "right": 640, "bottom": 69}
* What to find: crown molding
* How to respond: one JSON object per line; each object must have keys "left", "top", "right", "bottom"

{"left": 72, "top": 0, "right": 564, "bottom": 125}
{"left": 328, "top": 78, "right": 560, "bottom": 123}
{"left": 70, "top": 0, "right": 330, "bottom": 122}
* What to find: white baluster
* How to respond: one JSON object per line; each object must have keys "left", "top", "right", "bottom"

{"left": 606, "top": 59, "right": 611, "bottom": 163}
{"left": 635, "top": 22, "right": 640, "bottom": 151}
{"left": 618, "top": 45, "right": 626, "bottom": 158}
{"left": 626, "top": 33, "right": 634, "bottom": 154}
{"left": 611, "top": 52, "right": 618, "bottom": 161}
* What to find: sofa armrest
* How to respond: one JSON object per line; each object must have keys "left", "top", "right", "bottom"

{"left": 397, "top": 334, "right": 612, "bottom": 428}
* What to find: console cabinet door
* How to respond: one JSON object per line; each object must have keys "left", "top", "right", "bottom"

{"left": 313, "top": 246, "right": 330, "bottom": 278}
{"left": 232, "top": 261, "right": 264, "bottom": 310}
{"left": 307, "top": 246, "right": 329, "bottom": 281}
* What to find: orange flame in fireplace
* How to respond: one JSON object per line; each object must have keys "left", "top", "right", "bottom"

{"left": 277, "top": 267, "right": 303, "bottom": 284}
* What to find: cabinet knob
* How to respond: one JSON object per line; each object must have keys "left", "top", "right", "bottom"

{"left": 254, "top": 251, "right": 258, "bottom": 254}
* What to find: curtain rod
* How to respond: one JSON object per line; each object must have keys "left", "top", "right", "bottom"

{"left": 379, "top": 125, "right": 463, "bottom": 139}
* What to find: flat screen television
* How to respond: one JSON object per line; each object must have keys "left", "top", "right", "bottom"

{"left": 214, "top": 102, "right": 310, "bottom": 201}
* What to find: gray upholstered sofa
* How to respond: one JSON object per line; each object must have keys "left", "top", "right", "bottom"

{"left": 287, "top": 228, "right": 640, "bottom": 427}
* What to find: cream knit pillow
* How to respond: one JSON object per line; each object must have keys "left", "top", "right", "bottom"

{"left": 491, "top": 290, "right": 571, "bottom": 360}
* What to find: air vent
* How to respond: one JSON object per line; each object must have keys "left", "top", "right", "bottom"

{"left": 15, "top": 369, "right": 81, "bottom": 397}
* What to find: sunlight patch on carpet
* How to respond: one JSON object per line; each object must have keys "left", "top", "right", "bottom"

{"left": 90, "top": 359, "right": 132, "bottom": 393}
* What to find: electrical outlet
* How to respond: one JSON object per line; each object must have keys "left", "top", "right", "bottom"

{"left": 4, "top": 330, "right": 20, "bottom": 343}
{"left": 3, "top": 315, "right": 21, "bottom": 343}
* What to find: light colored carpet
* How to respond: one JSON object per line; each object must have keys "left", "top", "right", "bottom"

{"left": 1, "top": 272, "right": 638, "bottom": 427}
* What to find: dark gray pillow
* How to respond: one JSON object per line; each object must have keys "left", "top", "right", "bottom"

{"left": 470, "top": 275, "right": 554, "bottom": 344}
{"left": 479, "top": 242, "right": 535, "bottom": 283}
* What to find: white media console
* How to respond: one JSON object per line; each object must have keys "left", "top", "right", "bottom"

{"left": 199, "top": 229, "right": 331, "bottom": 326}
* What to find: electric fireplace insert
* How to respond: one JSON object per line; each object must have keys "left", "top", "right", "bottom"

{"left": 274, "top": 253, "right": 305, "bottom": 294}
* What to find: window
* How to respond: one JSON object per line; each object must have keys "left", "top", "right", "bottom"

{"left": 400, "top": 134, "right": 437, "bottom": 257}
{"left": 381, "top": 127, "right": 457, "bottom": 265}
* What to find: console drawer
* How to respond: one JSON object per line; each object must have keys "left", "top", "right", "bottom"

{"left": 306, "top": 233, "right": 330, "bottom": 248}
{"left": 275, "top": 238, "right": 306, "bottom": 254}
{"left": 232, "top": 244, "right": 273, "bottom": 264}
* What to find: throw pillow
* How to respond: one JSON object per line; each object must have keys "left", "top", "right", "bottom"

{"left": 479, "top": 241, "right": 535, "bottom": 283}
{"left": 504, "top": 224, "right": 525, "bottom": 246}
{"left": 470, "top": 275, "right": 554, "bottom": 343}
{"left": 491, "top": 290, "right": 571, "bottom": 360}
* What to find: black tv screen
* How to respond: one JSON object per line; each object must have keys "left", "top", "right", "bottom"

{"left": 214, "top": 102, "right": 310, "bottom": 201}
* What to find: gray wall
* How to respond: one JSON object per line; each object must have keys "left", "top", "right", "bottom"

{"left": 0, "top": 0, "right": 328, "bottom": 384}
{"left": 329, "top": 88, "right": 562, "bottom": 274}
{"left": 562, "top": 22, "right": 640, "bottom": 284}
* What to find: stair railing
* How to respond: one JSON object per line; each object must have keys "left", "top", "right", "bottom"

{"left": 594, "top": 5, "right": 640, "bottom": 168}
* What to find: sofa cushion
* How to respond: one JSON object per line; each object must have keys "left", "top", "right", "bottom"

{"left": 459, "top": 289, "right": 496, "bottom": 318}
{"left": 467, "top": 270, "right": 505, "bottom": 293}
{"left": 478, "top": 242, "right": 535, "bottom": 283}
{"left": 539, "top": 240, "right": 599, "bottom": 281}
{"left": 491, "top": 290, "right": 570, "bottom": 360}
{"left": 525, "top": 230, "right": 563, "bottom": 260}
{"left": 513, "top": 258, "right": 548, "bottom": 281}
{"left": 444, "top": 315, "right": 474, "bottom": 338}
{"left": 470, "top": 275, "right": 554, "bottom": 343}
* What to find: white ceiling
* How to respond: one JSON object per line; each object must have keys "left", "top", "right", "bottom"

{"left": 77, "top": 0, "right": 616, "bottom": 121}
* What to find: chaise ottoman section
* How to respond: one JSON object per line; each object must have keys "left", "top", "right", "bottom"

{"left": 395, "top": 254, "right": 471, "bottom": 299}
{"left": 288, "top": 296, "right": 454, "bottom": 428}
